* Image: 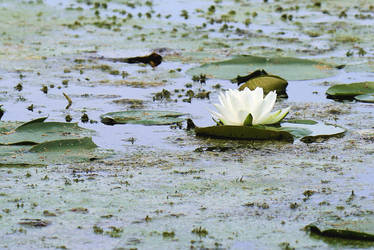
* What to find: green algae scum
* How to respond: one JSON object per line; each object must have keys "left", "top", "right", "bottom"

{"left": 0, "top": 0, "right": 374, "bottom": 249}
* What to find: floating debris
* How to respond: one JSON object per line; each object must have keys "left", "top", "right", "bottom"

{"left": 19, "top": 219, "right": 51, "bottom": 227}
{"left": 93, "top": 52, "right": 162, "bottom": 68}
{"left": 63, "top": 92, "right": 72, "bottom": 109}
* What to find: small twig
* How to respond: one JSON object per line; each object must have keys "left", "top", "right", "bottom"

{"left": 63, "top": 92, "right": 72, "bottom": 109}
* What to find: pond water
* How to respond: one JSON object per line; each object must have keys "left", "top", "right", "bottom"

{"left": 0, "top": 0, "right": 373, "bottom": 249}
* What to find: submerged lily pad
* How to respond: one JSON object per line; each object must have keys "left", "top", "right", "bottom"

{"left": 187, "top": 55, "right": 336, "bottom": 81}
{"left": 305, "top": 216, "right": 374, "bottom": 244}
{"left": 354, "top": 93, "right": 374, "bottom": 103}
{"left": 194, "top": 120, "right": 345, "bottom": 143}
{"left": 101, "top": 110, "right": 185, "bottom": 125}
{"left": 326, "top": 82, "right": 374, "bottom": 99}
{"left": 29, "top": 137, "right": 97, "bottom": 152}
{"left": 0, "top": 142, "right": 104, "bottom": 166}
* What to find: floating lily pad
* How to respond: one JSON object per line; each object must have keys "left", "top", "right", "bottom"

{"left": 354, "top": 93, "right": 374, "bottom": 103}
{"left": 0, "top": 120, "right": 21, "bottom": 134}
{"left": 29, "top": 137, "right": 97, "bottom": 152}
{"left": 0, "top": 117, "right": 94, "bottom": 145}
{"left": 187, "top": 55, "right": 336, "bottom": 81}
{"left": 236, "top": 70, "right": 288, "bottom": 95}
{"left": 305, "top": 216, "right": 374, "bottom": 244}
{"left": 0, "top": 118, "right": 108, "bottom": 165}
{"left": 238, "top": 75, "right": 288, "bottom": 95}
{"left": 195, "top": 125, "right": 294, "bottom": 142}
{"left": 284, "top": 119, "right": 318, "bottom": 125}
{"left": 326, "top": 82, "right": 374, "bottom": 99}
{"left": 0, "top": 138, "right": 108, "bottom": 166}
{"left": 101, "top": 110, "right": 185, "bottom": 125}
{"left": 281, "top": 121, "right": 346, "bottom": 143}
{"left": 194, "top": 120, "right": 345, "bottom": 143}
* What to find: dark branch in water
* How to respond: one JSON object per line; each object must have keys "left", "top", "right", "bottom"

{"left": 186, "top": 118, "right": 196, "bottom": 130}
{"left": 335, "top": 64, "right": 346, "bottom": 69}
{"left": 0, "top": 105, "right": 4, "bottom": 120}
{"left": 231, "top": 69, "right": 269, "bottom": 85}
{"left": 92, "top": 52, "right": 163, "bottom": 68}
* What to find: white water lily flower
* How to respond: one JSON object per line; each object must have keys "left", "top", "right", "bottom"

{"left": 210, "top": 87, "right": 290, "bottom": 126}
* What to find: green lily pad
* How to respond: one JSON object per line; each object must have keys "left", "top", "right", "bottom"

{"left": 235, "top": 70, "right": 289, "bottom": 96}
{"left": 238, "top": 75, "right": 288, "bottom": 95}
{"left": 281, "top": 122, "right": 346, "bottom": 143}
{"left": 187, "top": 55, "right": 336, "bottom": 81}
{"left": 29, "top": 137, "right": 97, "bottom": 152}
{"left": 285, "top": 119, "right": 318, "bottom": 125}
{"left": 101, "top": 110, "right": 185, "bottom": 125}
{"left": 0, "top": 121, "right": 21, "bottom": 134}
{"left": 195, "top": 125, "right": 295, "bottom": 142}
{"left": 326, "top": 82, "right": 374, "bottom": 99}
{"left": 354, "top": 93, "right": 374, "bottom": 103}
{"left": 194, "top": 120, "right": 345, "bottom": 143}
{"left": 0, "top": 140, "right": 105, "bottom": 166}
{"left": 0, "top": 118, "right": 109, "bottom": 165}
{"left": 0, "top": 117, "right": 94, "bottom": 145}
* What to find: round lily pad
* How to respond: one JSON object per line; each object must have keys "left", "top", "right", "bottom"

{"left": 326, "top": 82, "right": 374, "bottom": 99}
{"left": 305, "top": 216, "right": 374, "bottom": 243}
{"left": 354, "top": 93, "right": 374, "bottom": 103}
{"left": 187, "top": 55, "right": 337, "bottom": 81}
{"left": 100, "top": 110, "right": 185, "bottom": 125}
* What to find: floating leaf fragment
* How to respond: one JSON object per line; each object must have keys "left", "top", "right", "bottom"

{"left": 19, "top": 219, "right": 51, "bottom": 227}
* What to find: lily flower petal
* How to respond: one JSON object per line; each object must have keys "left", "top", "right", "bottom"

{"left": 260, "top": 107, "right": 290, "bottom": 125}
{"left": 252, "top": 90, "right": 277, "bottom": 125}
{"left": 210, "top": 87, "right": 290, "bottom": 126}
